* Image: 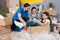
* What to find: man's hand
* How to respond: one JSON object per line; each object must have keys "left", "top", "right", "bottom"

{"left": 18, "top": 13, "right": 26, "bottom": 24}
{"left": 23, "top": 23, "right": 26, "bottom": 27}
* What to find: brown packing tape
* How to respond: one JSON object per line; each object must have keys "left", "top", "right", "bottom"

{"left": 26, "top": 26, "right": 50, "bottom": 34}
{"left": 0, "top": 13, "right": 12, "bottom": 35}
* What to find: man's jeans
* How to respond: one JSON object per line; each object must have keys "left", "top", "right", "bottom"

{"left": 11, "top": 20, "right": 39, "bottom": 32}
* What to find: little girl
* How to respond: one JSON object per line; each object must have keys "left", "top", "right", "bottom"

{"left": 34, "top": 12, "right": 52, "bottom": 26}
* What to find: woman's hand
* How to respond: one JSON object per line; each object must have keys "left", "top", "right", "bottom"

{"left": 28, "top": 18, "right": 32, "bottom": 22}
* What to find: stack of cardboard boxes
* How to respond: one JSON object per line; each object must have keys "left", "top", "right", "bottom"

{"left": 0, "top": 18, "right": 11, "bottom": 35}
{"left": 0, "top": 13, "right": 13, "bottom": 40}
{"left": 0, "top": 13, "right": 13, "bottom": 35}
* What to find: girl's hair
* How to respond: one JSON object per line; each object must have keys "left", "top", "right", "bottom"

{"left": 31, "top": 7, "right": 36, "bottom": 11}
{"left": 41, "top": 12, "right": 52, "bottom": 26}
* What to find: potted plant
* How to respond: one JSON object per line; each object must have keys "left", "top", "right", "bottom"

{"left": 0, "top": 8, "right": 8, "bottom": 17}
{"left": 49, "top": 2, "right": 54, "bottom": 10}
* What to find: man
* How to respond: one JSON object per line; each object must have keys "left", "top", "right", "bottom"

{"left": 12, "top": 3, "right": 30, "bottom": 31}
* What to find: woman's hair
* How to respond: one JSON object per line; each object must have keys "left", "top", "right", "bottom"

{"left": 31, "top": 7, "right": 36, "bottom": 11}
{"left": 41, "top": 12, "right": 52, "bottom": 26}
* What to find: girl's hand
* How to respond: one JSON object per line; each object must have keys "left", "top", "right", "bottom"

{"left": 33, "top": 18, "right": 40, "bottom": 23}
{"left": 54, "top": 30, "right": 58, "bottom": 33}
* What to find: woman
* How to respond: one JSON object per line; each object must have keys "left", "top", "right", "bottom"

{"left": 26, "top": 7, "right": 39, "bottom": 26}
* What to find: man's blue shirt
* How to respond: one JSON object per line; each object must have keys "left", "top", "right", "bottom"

{"left": 12, "top": 8, "right": 29, "bottom": 22}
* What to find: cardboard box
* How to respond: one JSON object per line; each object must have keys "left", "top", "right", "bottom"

{"left": 0, "top": 13, "right": 12, "bottom": 35}
{"left": 6, "top": 13, "right": 13, "bottom": 18}
{"left": 6, "top": 13, "right": 14, "bottom": 25}
{"left": 46, "top": 9, "right": 57, "bottom": 16}
{"left": 6, "top": 0, "right": 10, "bottom": 8}
{"left": 0, "top": 16, "right": 13, "bottom": 26}
{"left": 4, "top": 17, "right": 12, "bottom": 25}
{"left": 4, "top": 36, "right": 11, "bottom": 40}
{"left": 0, "top": 19, "right": 6, "bottom": 26}
{"left": 0, "top": 33, "right": 11, "bottom": 40}
{"left": 0, "top": 13, "right": 13, "bottom": 26}
{"left": 0, "top": 26, "right": 11, "bottom": 35}
{"left": 56, "top": 23, "right": 60, "bottom": 31}
{"left": 26, "top": 26, "right": 50, "bottom": 34}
